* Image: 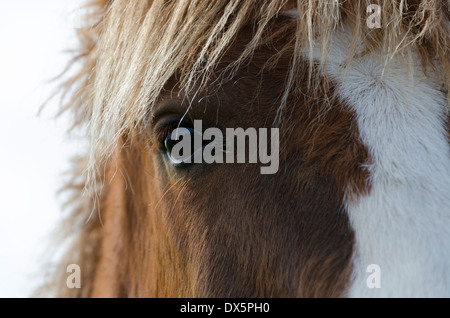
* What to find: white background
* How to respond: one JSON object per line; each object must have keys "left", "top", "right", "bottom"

{"left": 0, "top": 1, "right": 85, "bottom": 297}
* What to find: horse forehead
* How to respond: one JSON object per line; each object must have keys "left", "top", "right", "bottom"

{"left": 155, "top": 59, "right": 292, "bottom": 124}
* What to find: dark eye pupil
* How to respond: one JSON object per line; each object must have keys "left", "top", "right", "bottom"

{"left": 162, "top": 126, "right": 219, "bottom": 166}
{"left": 164, "top": 133, "right": 181, "bottom": 155}
{"left": 164, "top": 127, "right": 195, "bottom": 164}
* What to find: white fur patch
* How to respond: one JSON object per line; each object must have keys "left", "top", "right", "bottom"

{"left": 310, "top": 27, "right": 450, "bottom": 297}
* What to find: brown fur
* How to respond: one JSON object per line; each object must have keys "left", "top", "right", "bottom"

{"left": 82, "top": 20, "right": 368, "bottom": 297}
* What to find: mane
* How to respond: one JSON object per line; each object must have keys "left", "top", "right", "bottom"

{"left": 43, "top": 0, "right": 449, "bottom": 297}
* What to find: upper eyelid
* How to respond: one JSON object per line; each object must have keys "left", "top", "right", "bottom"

{"left": 149, "top": 99, "right": 187, "bottom": 128}
{"left": 153, "top": 114, "right": 186, "bottom": 133}
{"left": 153, "top": 116, "right": 195, "bottom": 147}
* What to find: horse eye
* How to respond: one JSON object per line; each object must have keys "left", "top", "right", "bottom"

{"left": 163, "top": 127, "right": 196, "bottom": 166}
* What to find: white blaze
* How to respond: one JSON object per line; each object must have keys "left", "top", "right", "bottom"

{"left": 310, "top": 27, "right": 450, "bottom": 297}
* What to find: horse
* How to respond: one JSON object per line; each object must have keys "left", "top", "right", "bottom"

{"left": 42, "top": 0, "right": 450, "bottom": 297}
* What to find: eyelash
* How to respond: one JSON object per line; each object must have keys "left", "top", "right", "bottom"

{"left": 156, "top": 124, "right": 177, "bottom": 147}
{"left": 155, "top": 119, "right": 192, "bottom": 148}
